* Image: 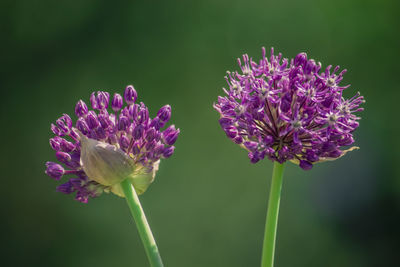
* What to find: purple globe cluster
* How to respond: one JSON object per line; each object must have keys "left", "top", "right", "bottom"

{"left": 45, "top": 85, "right": 180, "bottom": 203}
{"left": 214, "top": 48, "right": 364, "bottom": 170}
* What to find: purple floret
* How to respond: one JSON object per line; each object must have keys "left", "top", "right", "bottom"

{"left": 214, "top": 47, "right": 364, "bottom": 170}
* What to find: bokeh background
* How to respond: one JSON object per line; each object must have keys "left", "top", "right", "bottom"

{"left": 1, "top": 0, "right": 399, "bottom": 266}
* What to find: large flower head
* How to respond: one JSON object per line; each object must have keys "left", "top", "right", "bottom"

{"left": 214, "top": 48, "right": 364, "bottom": 170}
{"left": 45, "top": 85, "right": 180, "bottom": 203}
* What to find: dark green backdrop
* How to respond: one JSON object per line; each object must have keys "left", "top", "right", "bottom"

{"left": 2, "top": 0, "right": 399, "bottom": 266}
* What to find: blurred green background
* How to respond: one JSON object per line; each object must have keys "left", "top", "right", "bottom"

{"left": 1, "top": 0, "right": 399, "bottom": 266}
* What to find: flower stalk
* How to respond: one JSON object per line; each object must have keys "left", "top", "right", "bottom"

{"left": 120, "top": 179, "right": 164, "bottom": 267}
{"left": 261, "top": 162, "right": 285, "bottom": 267}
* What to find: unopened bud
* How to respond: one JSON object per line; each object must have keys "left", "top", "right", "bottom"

{"left": 79, "top": 133, "right": 135, "bottom": 186}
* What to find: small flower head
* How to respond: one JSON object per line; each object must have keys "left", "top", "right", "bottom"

{"left": 214, "top": 47, "right": 364, "bottom": 170}
{"left": 45, "top": 85, "right": 179, "bottom": 203}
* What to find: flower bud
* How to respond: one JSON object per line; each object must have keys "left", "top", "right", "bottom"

{"left": 294, "top": 52, "right": 307, "bottom": 67}
{"left": 162, "top": 127, "right": 180, "bottom": 145}
{"left": 75, "top": 100, "right": 88, "bottom": 117}
{"left": 50, "top": 137, "right": 62, "bottom": 151}
{"left": 137, "top": 106, "right": 149, "bottom": 124}
{"left": 94, "top": 127, "right": 107, "bottom": 139}
{"left": 145, "top": 140, "right": 156, "bottom": 151}
{"left": 62, "top": 114, "right": 72, "bottom": 128}
{"left": 219, "top": 117, "right": 233, "bottom": 128}
{"left": 76, "top": 118, "right": 90, "bottom": 135}
{"left": 244, "top": 141, "right": 258, "bottom": 152}
{"left": 145, "top": 127, "right": 156, "bottom": 142}
{"left": 56, "top": 151, "right": 71, "bottom": 164}
{"left": 157, "top": 105, "right": 171, "bottom": 122}
{"left": 224, "top": 126, "right": 237, "bottom": 139}
{"left": 97, "top": 91, "right": 109, "bottom": 110}
{"left": 51, "top": 123, "right": 62, "bottom": 136}
{"left": 149, "top": 117, "right": 162, "bottom": 130}
{"left": 338, "top": 135, "right": 354, "bottom": 146}
{"left": 263, "top": 136, "right": 273, "bottom": 145}
{"left": 86, "top": 111, "right": 100, "bottom": 129}
{"left": 280, "top": 95, "right": 291, "bottom": 113}
{"left": 131, "top": 142, "right": 141, "bottom": 155}
{"left": 118, "top": 116, "right": 129, "bottom": 131}
{"left": 119, "top": 134, "right": 130, "bottom": 150}
{"left": 234, "top": 136, "right": 243, "bottom": 144}
{"left": 154, "top": 143, "right": 165, "bottom": 155}
{"left": 112, "top": 93, "right": 123, "bottom": 112}
{"left": 60, "top": 139, "right": 75, "bottom": 152}
{"left": 299, "top": 160, "right": 313, "bottom": 170}
{"left": 56, "top": 181, "right": 74, "bottom": 194}
{"left": 90, "top": 92, "right": 98, "bottom": 109}
{"left": 56, "top": 114, "right": 72, "bottom": 135}
{"left": 327, "top": 149, "right": 342, "bottom": 158}
{"left": 304, "top": 59, "right": 316, "bottom": 75}
{"left": 133, "top": 125, "right": 144, "bottom": 140}
{"left": 45, "top": 162, "right": 64, "bottom": 180}
{"left": 306, "top": 150, "right": 319, "bottom": 162}
{"left": 120, "top": 107, "right": 129, "bottom": 118}
{"left": 124, "top": 85, "right": 137, "bottom": 105}
{"left": 249, "top": 152, "right": 260, "bottom": 163}
{"left": 56, "top": 151, "right": 79, "bottom": 168}
{"left": 98, "top": 112, "right": 112, "bottom": 129}
{"left": 321, "top": 142, "right": 336, "bottom": 153}
{"left": 162, "top": 146, "right": 175, "bottom": 158}
{"left": 128, "top": 104, "right": 138, "bottom": 119}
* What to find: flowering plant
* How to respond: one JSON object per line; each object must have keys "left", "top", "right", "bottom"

{"left": 45, "top": 85, "right": 179, "bottom": 266}
{"left": 214, "top": 47, "right": 364, "bottom": 267}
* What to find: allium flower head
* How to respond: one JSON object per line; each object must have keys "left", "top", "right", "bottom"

{"left": 45, "top": 85, "right": 180, "bottom": 203}
{"left": 214, "top": 48, "right": 364, "bottom": 170}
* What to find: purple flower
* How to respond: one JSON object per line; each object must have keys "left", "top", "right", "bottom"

{"left": 214, "top": 47, "right": 364, "bottom": 170}
{"left": 45, "top": 85, "right": 179, "bottom": 203}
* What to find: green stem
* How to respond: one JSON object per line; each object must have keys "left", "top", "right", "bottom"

{"left": 120, "top": 179, "right": 164, "bottom": 267}
{"left": 261, "top": 162, "right": 285, "bottom": 267}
